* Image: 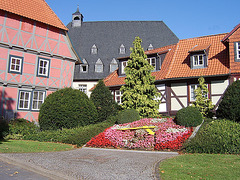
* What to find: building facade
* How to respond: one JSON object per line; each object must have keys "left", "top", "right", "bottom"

{"left": 103, "top": 24, "right": 240, "bottom": 115}
{"left": 0, "top": 0, "right": 78, "bottom": 122}
{"left": 67, "top": 7, "right": 179, "bottom": 96}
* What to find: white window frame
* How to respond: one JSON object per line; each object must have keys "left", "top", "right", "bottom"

{"left": 37, "top": 58, "right": 50, "bottom": 77}
{"left": 32, "top": 91, "right": 45, "bottom": 110}
{"left": 18, "top": 91, "right": 31, "bottom": 110}
{"left": 119, "top": 44, "right": 125, "bottom": 54}
{"left": 9, "top": 56, "right": 23, "bottom": 73}
{"left": 110, "top": 58, "right": 118, "bottom": 72}
{"left": 121, "top": 61, "right": 128, "bottom": 74}
{"left": 236, "top": 42, "right": 240, "bottom": 60}
{"left": 78, "top": 84, "right": 87, "bottom": 94}
{"left": 115, "top": 90, "right": 123, "bottom": 104}
{"left": 91, "top": 44, "right": 97, "bottom": 54}
{"left": 193, "top": 55, "right": 204, "bottom": 66}
{"left": 80, "top": 64, "right": 88, "bottom": 73}
{"left": 95, "top": 59, "right": 103, "bottom": 73}
{"left": 147, "top": 57, "right": 156, "bottom": 70}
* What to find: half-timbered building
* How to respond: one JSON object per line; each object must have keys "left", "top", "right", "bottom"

{"left": 103, "top": 24, "right": 240, "bottom": 116}
{"left": 0, "top": 0, "right": 78, "bottom": 122}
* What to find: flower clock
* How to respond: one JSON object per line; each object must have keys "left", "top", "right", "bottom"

{"left": 86, "top": 118, "right": 193, "bottom": 151}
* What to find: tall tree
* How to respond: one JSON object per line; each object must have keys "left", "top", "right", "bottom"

{"left": 192, "top": 76, "right": 214, "bottom": 117}
{"left": 120, "top": 37, "right": 160, "bottom": 117}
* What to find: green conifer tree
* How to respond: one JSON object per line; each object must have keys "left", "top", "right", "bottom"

{"left": 192, "top": 76, "right": 214, "bottom": 117}
{"left": 120, "top": 37, "right": 160, "bottom": 117}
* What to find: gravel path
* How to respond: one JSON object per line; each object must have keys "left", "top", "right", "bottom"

{"left": 0, "top": 147, "right": 178, "bottom": 180}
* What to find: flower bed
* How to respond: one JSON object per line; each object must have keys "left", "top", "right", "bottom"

{"left": 86, "top": 118, "right": 192, "bottom": 151}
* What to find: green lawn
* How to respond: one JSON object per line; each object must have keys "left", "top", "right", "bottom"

{"left": 0, "top": 140, "right": 75, "bottom": 153}
{"left": 159, "top": 153, "right": 240, "bottom": 180}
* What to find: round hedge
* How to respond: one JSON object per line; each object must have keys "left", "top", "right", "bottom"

{"left": 176, "top": 106, "right": 203, "bottom": 127}
{"left": 116, "top": 109, "right": 140, "bottom": 124}
{"left": 216, "top": 80, "right": 240, "bottom": 122}
{"left": 39, "top": 87, "right": 98, "bottom": 130}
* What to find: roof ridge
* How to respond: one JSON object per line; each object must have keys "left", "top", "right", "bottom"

{"left": 165, "top": 43, "right": 179, "bottom": 79}
{"left": 180, "top": 33, "right": 228, "bottom": 42}
{"left": 83, "top": 20, "right": 164, "bottom": 23}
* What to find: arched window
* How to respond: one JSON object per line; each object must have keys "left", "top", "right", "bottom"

{"left": 91, "top": 44, "right": 97, "bottom": 54}
{"left": 119, "top": 44, "right": 125, "bottom": 54}
{"left": 74, "top": 16, "right": 80, "bottom": 20}
{"left": 95, "top": 58, "right": 103, "bottom": 72}
{"left": 110, "top": 58, "right": 118, "bottom": 72}
{"left": 80, "top": 59, "right": 88, "bottom": 73}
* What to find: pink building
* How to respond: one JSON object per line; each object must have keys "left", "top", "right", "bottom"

{"left": 0, "top": 0, "right": 78, "bottom": 122}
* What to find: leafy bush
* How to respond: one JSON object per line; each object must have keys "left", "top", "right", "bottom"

{"left": 90, "top": 80, "right": 119, "bottom": 123}
{"left": 115, "top": 109, "right": 140, "bottom": 124}
{"left": 6, "top": 118, "right": 39, "bottom": 139}
{"left": 39, "top": 87, "right": 98, "bottom": 130}
{"left": 216, "top": 80, "right": 240, "bottom": 122}
{"left": 24, "top": 121, "right": 114, "bottom": 147}
{"left": 176, "top": 106, "right": 203, "bottom": 127}
{"left": 0, "top": 118, "right": 9, "bottom": 139}
{"left": 184, "top": 119, "right": 240, "bottom": 154}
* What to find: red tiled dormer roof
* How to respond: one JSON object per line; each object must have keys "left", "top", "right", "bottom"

{"left": 103, "top": 33, "right": 230, "bottom": 87}
{"left": 0, "top": 0, "right": 67, "bottom": 31}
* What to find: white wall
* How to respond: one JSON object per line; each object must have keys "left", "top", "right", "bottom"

{"left": 72, "top": 81, "right": 98, "bottom": 97}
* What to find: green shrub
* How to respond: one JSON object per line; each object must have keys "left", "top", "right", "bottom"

{"left": 90, "top": 80, "right": 119, "bottom": 123}
{"left": 39, "top": 87, "right": 98, "bottom": 130}
{"left": 116, "top": 109, "right": 140, "bottom": 124}
{"left": 184, "top": 119, "right": 240, "bottom": 154}
{"left": 176, "top": 106, "right": 203, "bottom": 127}
{"left": 6, "top": 118, "right": 39, "bottom": 139}
{"left": 216, "top": 80, "right": 240, "bottom": 122}
{"left": 0, "top": 118, "right": 9, "bottom": 139}
{"left": 24, "top": 121, "right": 114, "bottom": 147}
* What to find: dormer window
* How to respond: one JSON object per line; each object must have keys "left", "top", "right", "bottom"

{"left": 95, "top": 58, "right": 103, "bottom": 72}
{"left": 189, "top": 44, "right": 210, "bottom": 69}
{"left": 234, "top": 42, "right": 240, "bottom": 62}
{"left": 148, "top": 44, "right": 153, "bottom": 50}
{"left": 110, "top": 58, "right": 118, "bottom": 72}
{"left": 121, "top": 61, "right": 128, "bottom": 74}
{"left": 80, "top": 59, "right": 88, "bottom": 73}
{"left": 91, "top": 44, "right": 97, "bottom": 54}
{"left": 119, "top": 44, "right": 125, "bottom": 54}
{"left": 147, "top": 57, "right": 156, "bottom": 70}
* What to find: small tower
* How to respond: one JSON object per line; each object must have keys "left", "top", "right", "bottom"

{"left": 72, "top": 5, "right": 83, "bottom": 27}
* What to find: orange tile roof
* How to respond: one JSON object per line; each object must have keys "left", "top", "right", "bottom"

{"left": 0, "top": 0, "right": 67, "bottom": 31}
{"left": 188, "top": 44, "right": 211, "bottom": 53}
{"left": 104, "top": 33, "right": 230, "bottom": 87}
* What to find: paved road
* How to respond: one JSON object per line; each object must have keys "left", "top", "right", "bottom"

{"left": 0, "top": 147, "right": 178, "bottom": 180}
{"left": 0, "top": 160, "right": 49, "bottom": 180}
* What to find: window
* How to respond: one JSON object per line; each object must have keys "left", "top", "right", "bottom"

{"left": 91, "top": 44, "right": 97, "bottom": 54}
{"left": 95, "top": 59, "right": 103, "bottom": 72}
{"left": 235, "top": 42, "right": 240, "bottom": 61}
{"left": 32, "top": 91, "right": 45, "bottom": 110}
{"left": 119, "top": 44, "right": 125, "bottom": 54}
{"left": 115, "top": 90, "right": 122, "bottom": 104}
{"left": 121, "top": 61, "right": 128, "bottom": 74}
{"left": 8, "top": 55, "right": 23, "bottom": 74}
{"left": 18, "top": 90, "right": 45, "bottom": 111}
{"left": 190, "top": 84, "right": 207, "bottom": 101}
{"left": 37, "top": 57, "right": 50, "bottom": 77}
{"left": 79, "top": 84, "right": 87, "bottom": 94}
{"left": 193, "top": 55, "right": 204, "bottom": 66}
{"left": 147, "top": 57, "right": 156, "bottom": 70}
{"left": 80, "top": 59, "right": 88, "bottom": 73}
{"left": 110, "top": 58, "right": 118, "bottom": 72}
{"left": 148, "top": 44, "right": 153, "bottom": 50}
{"left": 18, "top": 91, "right": 31, "bottom": 110}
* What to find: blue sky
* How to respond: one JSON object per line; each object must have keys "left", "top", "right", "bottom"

{"left": 46, "top": 0, "right": 240, "bottom": 40}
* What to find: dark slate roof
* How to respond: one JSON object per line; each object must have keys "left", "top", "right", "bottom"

{"left": 67, "top": 21, "right": 179, "bottom": 80}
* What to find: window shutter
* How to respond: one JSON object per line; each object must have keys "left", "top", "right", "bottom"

{"left": 190, "top": 55, "right": 193, "bottom": 69}
{"left": 234, "top": 42, "right": 238, "bottom": 62}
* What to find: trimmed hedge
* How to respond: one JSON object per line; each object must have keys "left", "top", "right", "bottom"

{"left": 39, "top": 87, "right": 98, "bottom": 130}
{"left": 176, "top": 106, "right": 203, "bottom": 127}
{"left": 106, "top": 109, "right": 140, "bottom": 124}
{"left": 24, "top": 121, "right": 114, "bottom": 147}
{"left": 183, "top": 119, "right": 240, "bottom": 154}
{"left": 90, "top": 80, "right": 119, "bottom": 123}
{"left": 0, "top": 118, "right": 9, "bottom": 139}
{"left": 216, "top": 80, "right": 240, "bottom": 122}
